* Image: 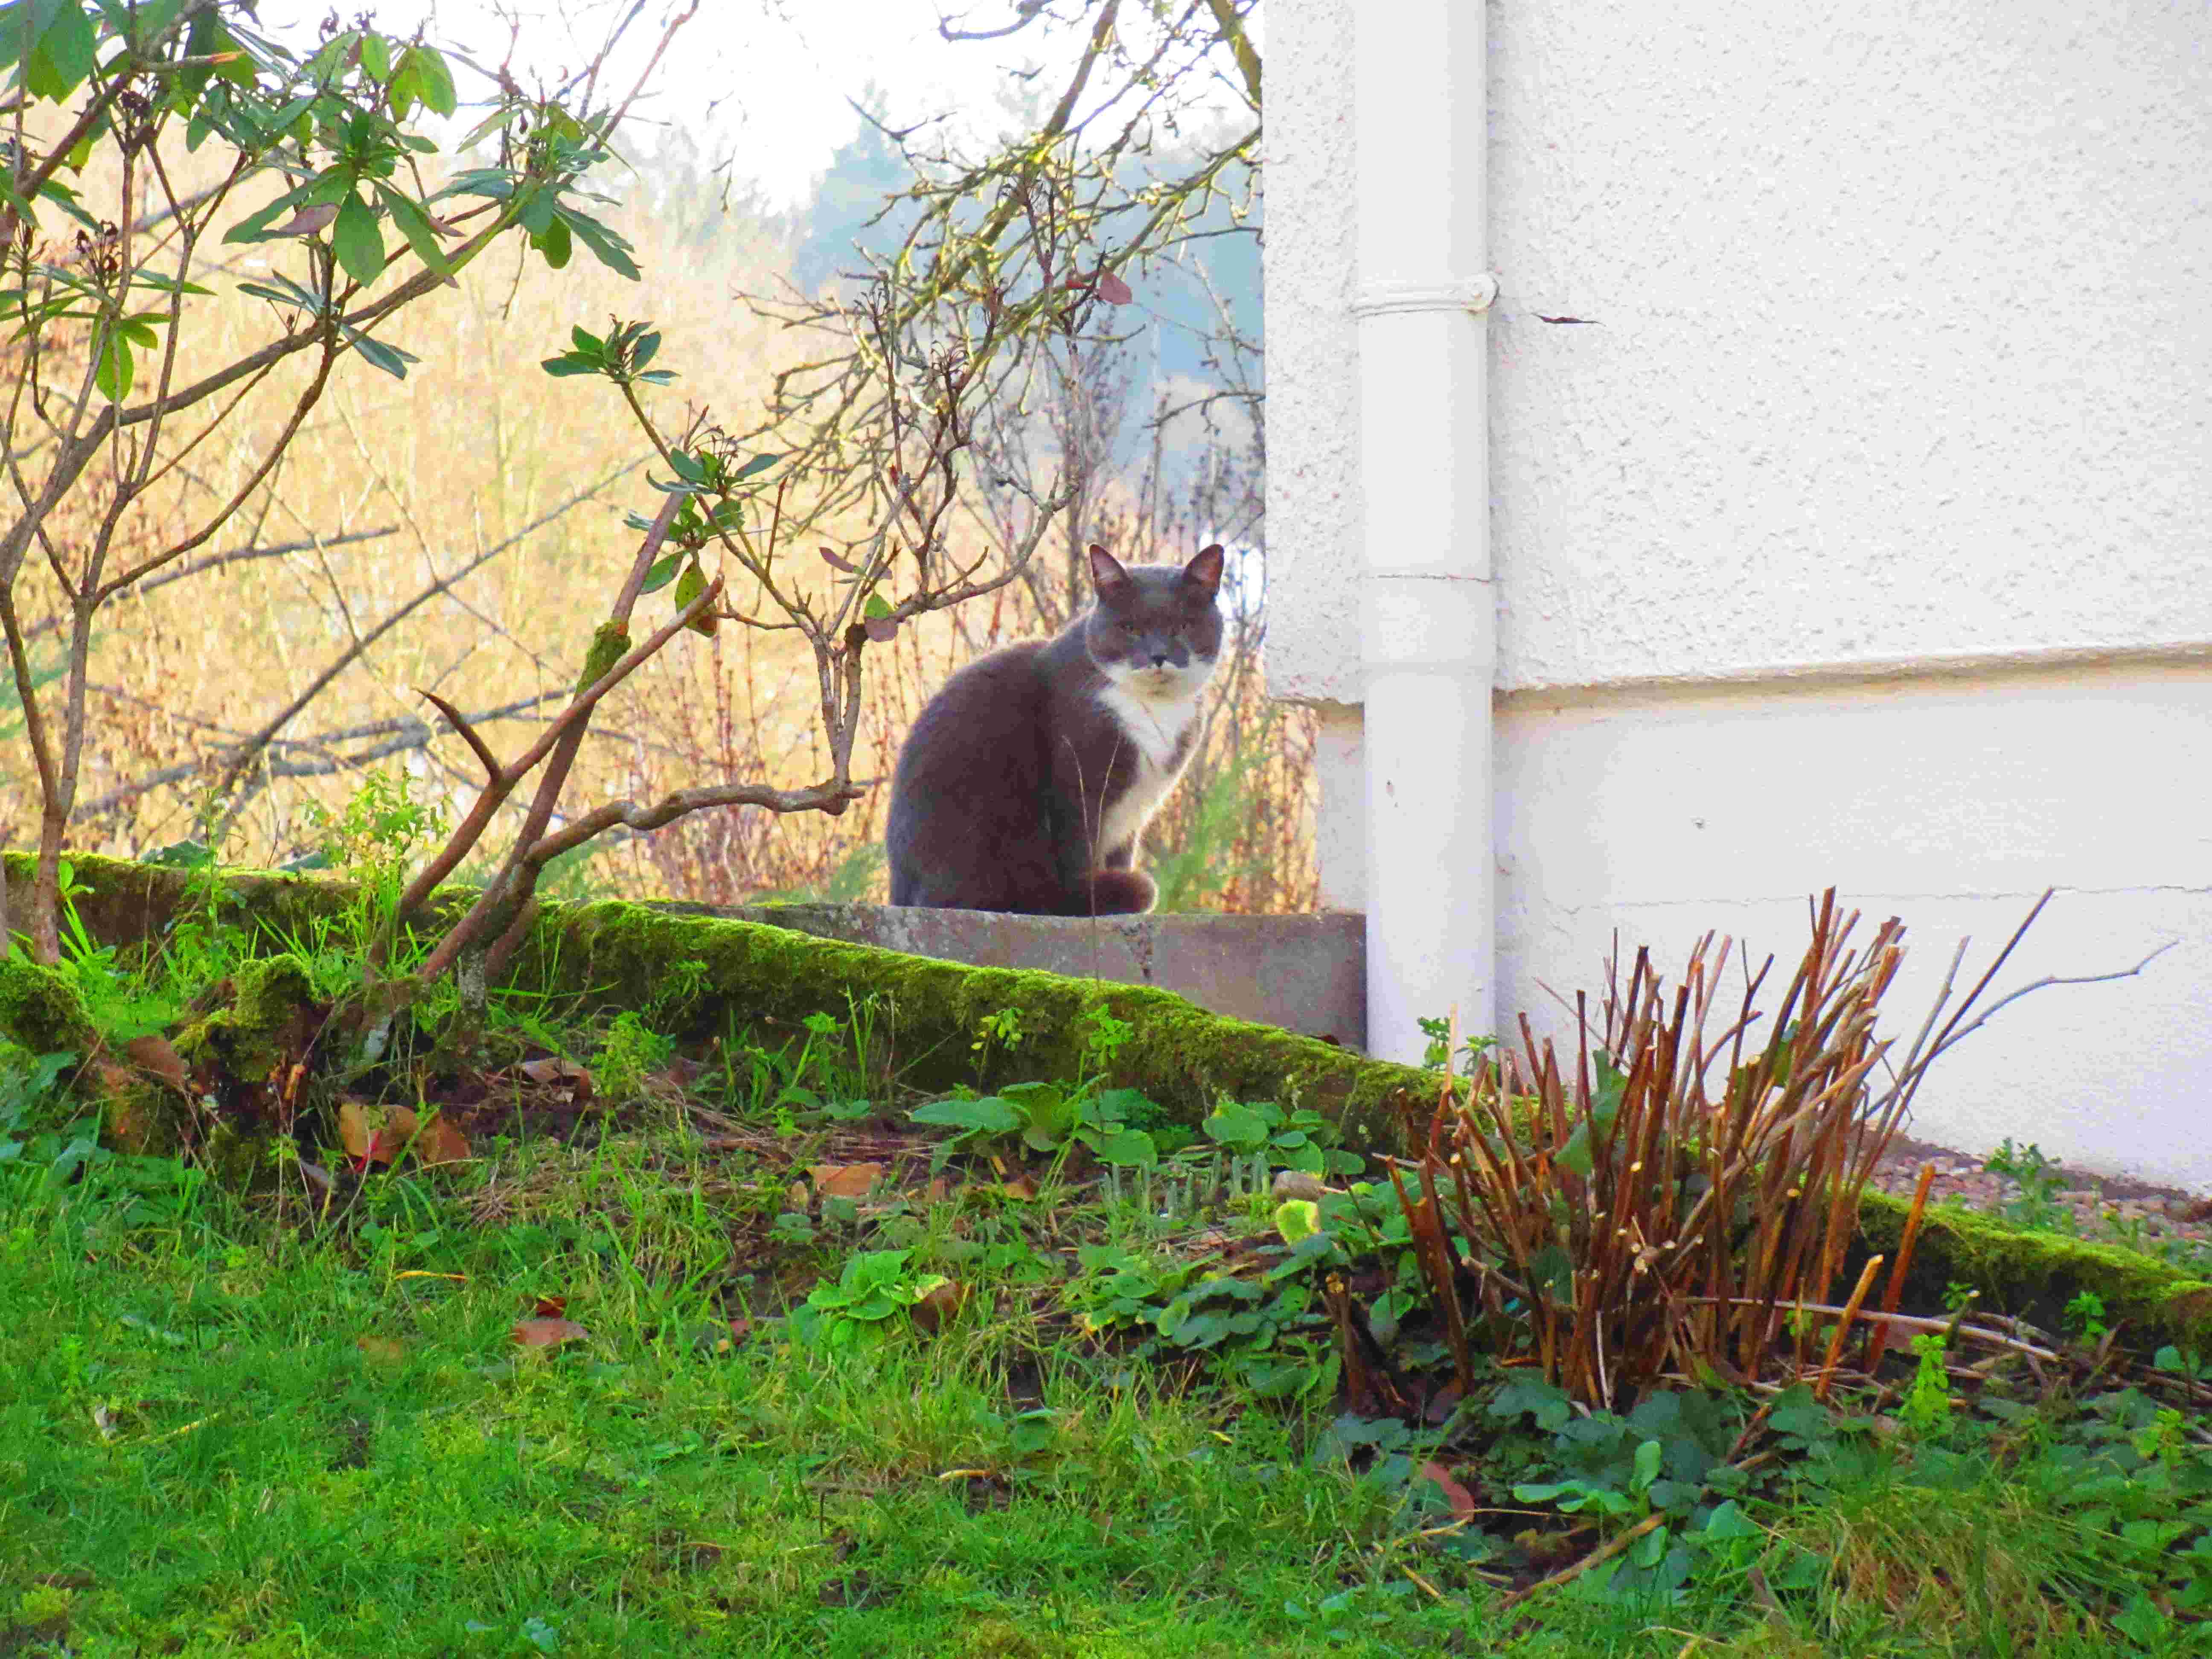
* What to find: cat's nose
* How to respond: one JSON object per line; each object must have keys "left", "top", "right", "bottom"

{"left": 1149, "top": 652, "right": 1171, "bottom": 668}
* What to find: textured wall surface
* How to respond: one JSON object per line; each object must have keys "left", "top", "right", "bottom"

{"left": 1267, "top": 0, "right": 2212, "bottom": 1184}
{"left": 1496, "top": 666, "right": 2212, "bottom": 1188}
{"left": 1487, "top": 0, "right": 2212, "bottom": 690}
{"left": 1260, "top": 0, "right": 1362, "bottom": 705}
{"left": 1310, "top": 703, "right": 1368, "bottom": 911}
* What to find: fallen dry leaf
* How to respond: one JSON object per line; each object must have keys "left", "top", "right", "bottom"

{"left": 368, "top": 1121, "right": 414, "bottom": 1162}
{"left": 512, "top": 1317, "right": 590, "bottom": 1349}
{"left": 531, "top": 1294, "right": 568, "bottom": 1318}
{"left": 123, "top": 1034, "right": 190, "bottom": 1090}
{"left": 518, "top": 1056, "right": 594, "bottom": 1100}
{"left": 1417, "top": 1461, "right": 1478, "bottom": 1522}
{"left": 355, "top": 1335, "right": 408, "bottom": 1367}
{"left": 909, "top": 1279, "right": 967, "bottom": 1335}
{"left": 336, "top": 1098, "right": 378, "bottom": 1163}
{"left": 411, "top": 1112, "right": 471, "bottom": 1165}
{"left": 368, "top": 1106, "right": 425, "bottom": 1164}
{"left": 809, "top": 1162, "right": 883, "bottom": 1199}
{"left": 924, "top": 1175, "right": 957, "bottom": 1203}
{"left": 340, "top": 1101, "right": 470, "bottom": 1167}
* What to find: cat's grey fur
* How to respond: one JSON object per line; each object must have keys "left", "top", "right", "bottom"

{"left": 885, "top": 544, "right": 1225, "bottom": 914}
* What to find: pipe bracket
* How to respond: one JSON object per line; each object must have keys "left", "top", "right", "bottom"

{"left": 1350, "top": 274, "right": 1499, "bottom": 319}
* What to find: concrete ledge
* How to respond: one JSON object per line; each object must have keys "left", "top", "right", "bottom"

{"left": 646, "top": 903, "right": 1368, "bottom": 1048}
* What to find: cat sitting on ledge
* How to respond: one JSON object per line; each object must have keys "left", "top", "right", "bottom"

{"left": 885, "top": 544, "right": 1225, "bottom": 915}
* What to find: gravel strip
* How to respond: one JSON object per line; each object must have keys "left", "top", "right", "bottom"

{"left": 1869, "top": 1133, "right": 2212, "bottom": 1266}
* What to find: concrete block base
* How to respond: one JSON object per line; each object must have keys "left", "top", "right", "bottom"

{"left": 649, "top": 903, "right": 1368, "bottom": 1048}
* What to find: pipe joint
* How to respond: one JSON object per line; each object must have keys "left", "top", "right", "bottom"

{"left": 1350, "top": 275, "right": 1500, "bottom": 320}
{"left": 1362, "top": 573, "right": 1496, "bottom": 676}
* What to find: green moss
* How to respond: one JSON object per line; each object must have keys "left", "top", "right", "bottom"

{"left": 174, "top": 954, "right": 315, "bottom": 1082}
{"left": 575, "top": 621, "right": 630, "bottom": 696}
{"left": 44, "top": 853, "right": 2208, "bottom": 1345}
{"left": 509, "top": 896, "right": 1438, "bottom": 1141}
{"left": 0, "top": 954, "right": 99, "bottom": 1057}
{"left": 25, "top": 853, "right": 1434, "bottom": 1142}
{"left": 200, "top": 1120, "right": 266, "bottom": 1190}
{"left": 231, "top": 955, "right": 315, "bottom": 1033}
{"left": 94, "top": 1060, "right": 188, "bottom": 1157}
{"left": 1859, "top": 1187, "right": 2212, "bottom": 1345}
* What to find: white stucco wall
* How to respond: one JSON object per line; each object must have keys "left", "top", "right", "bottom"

{"left": 1486, "top": 0, "right": 2212, "bottom": 690}
{"left": 1497, "top": 666, "right": 2212, "bottom": 1189}
{"left": 1263, "top": 0, "right": 1361, "bottom": 707}
{"left": 1265, "top": 0, "right": 2212, "bottom": 1187}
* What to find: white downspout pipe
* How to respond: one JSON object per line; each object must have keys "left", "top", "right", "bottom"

{"left": 1352, "top": 0, "right": 1495, "bottom": 1062}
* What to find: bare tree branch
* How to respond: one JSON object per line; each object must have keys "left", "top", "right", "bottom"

{"left": 209, "top": 462, "right": 640, "bottom": 809}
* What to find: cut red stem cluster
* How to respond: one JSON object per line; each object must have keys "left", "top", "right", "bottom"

{"left": 1386, "top": 890, "right": 2053, "bottom": 1409}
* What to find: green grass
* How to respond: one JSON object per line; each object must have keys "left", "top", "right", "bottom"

{"left": 1, "top": 1043, "right": 2205, "bottom": 1656}
{"left": 0, "top": 1161, "right": 1519, "bottom": 1657}
{"left": 10, "top": 1159, "right": 2201, "bottom": 1659}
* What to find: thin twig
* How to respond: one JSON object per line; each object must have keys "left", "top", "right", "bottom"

{"left": 1926, "top": 937, "right": 2178, "bottom": 1066}
{"left": 208, "top": 463, "right": 638, "bottom": 810}
{"left": 1497, "top": 1513, "right": 1667, "bottom": 1612}
{"left": 1687, "top": 1296, "right": 2061, "bottom": 1362}
{"left": 19, "top": 526, "right": 399, "bottom": 640}
{"left": 417, "top": 690, "right": 499, "bottom": 782}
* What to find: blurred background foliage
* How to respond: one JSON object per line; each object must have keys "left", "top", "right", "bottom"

{"left": 11, "top": 2, "right": 1309, "bottom": 914}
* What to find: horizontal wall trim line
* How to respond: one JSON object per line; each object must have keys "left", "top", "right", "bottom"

{"left": 1274, "top": 637, "right": 2212, "bottom": 713}
{"left": 1493, "top": 636, "right": 2212, "bottom": 710}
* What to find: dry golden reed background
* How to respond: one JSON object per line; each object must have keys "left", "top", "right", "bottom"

{"left": 9, "top": 144, "right": 1315, "bottom": 914}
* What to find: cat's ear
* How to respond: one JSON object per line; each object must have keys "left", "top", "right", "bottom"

{"left": 1182, "top": 544, "right": 1225, "bottom": 598}
{"left": 1087, "top": 545, "right": 1132, "bottom": 597}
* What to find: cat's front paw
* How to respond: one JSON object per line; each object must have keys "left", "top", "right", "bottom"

{"left": 1086, "top": 869, "right": 1157, "bottom": 915}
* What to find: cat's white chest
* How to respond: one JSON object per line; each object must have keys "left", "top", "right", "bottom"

{"left": 1092, "top": 680, "right": 1202, "bottom": 858}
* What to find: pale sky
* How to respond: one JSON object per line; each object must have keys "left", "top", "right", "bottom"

{"left": 281, "top": 2, "right": 1084, "bottom": 208}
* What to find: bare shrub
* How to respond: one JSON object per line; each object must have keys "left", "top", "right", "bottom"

{"left": 1385, "top": 892, "right": 2095, "bottom": 1408}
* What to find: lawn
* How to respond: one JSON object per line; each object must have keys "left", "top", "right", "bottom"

{"left": 2, "top": 854, "right": 2208, "bottom": 1656}
{"left": 4, "top": 1074, "right": 2208, "bottom": 1657}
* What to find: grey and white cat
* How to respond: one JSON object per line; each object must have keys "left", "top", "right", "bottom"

{"left": 885, "top": 544, "right": 1225, "bottom": 914}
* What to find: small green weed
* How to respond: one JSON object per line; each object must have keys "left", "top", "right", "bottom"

{"left": 911, "top": 1080, "right": 1157, "bottom": 1174}
{"left": 2065, "top": 1289, "right": 2110, "bottom": 1345}
{"left": 48, "top": 859, "right": 179, "bottom": 1045}
{"left": 596, "top": 1009, "right": 676, "bottom": 1101}
{"left": 720, "top": 1004, "right": 876, "bottom": 1127}
{"left": 1986, "top": 1138, "right": 2077, "bottom": 1234}
{"left": 788, "top": 1248, "right": 950, "bottom": 1350}
{"left": 1416, "top": 1011, "right": 1496, "bottom": 1075}
{"left": 1200, "top": 1098, "right": 1363, "bottom": 1180}
{"left": 970, "top": 1004, "right": 1025, "bottom": 1070}
{"left": 1899, "top": 1333, "right": 1955, "bottom": 1438}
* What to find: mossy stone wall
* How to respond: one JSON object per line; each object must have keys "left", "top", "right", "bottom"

{"left": 11, "top": 852, "right": 1435, "bottom": 1146}
{"left": 16, "top": 853, "right": 2208, "bottom": 1345}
